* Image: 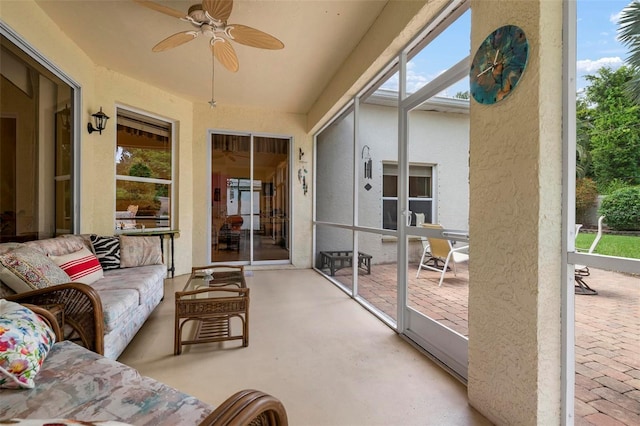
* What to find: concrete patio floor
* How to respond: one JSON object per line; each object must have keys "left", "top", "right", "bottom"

{"left": 324, "top": 262, "right": 639, "bottom": 425}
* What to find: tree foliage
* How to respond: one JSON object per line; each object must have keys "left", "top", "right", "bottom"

{"left": 579, "top": 66, "right": 640, "bottom": 192}
{"left": 618, "top": 1, "right": 640, "bottom": 103}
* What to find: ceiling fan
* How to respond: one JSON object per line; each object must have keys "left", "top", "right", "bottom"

{"left": 134, "top": 0, "right": 284, "bottom": 73}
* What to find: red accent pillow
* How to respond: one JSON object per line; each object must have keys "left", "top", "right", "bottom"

{"left": 50, "top": 247, "right": 104, "bottom": 285}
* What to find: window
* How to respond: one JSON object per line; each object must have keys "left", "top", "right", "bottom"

{"left": 382, "top": 164, "right": 433, "bottom": 230}
{"left": 1, "top": 31, "right": 76, "bottom": 241}
{"left": 115, "top": 109, "right": 173, "bottom": 231}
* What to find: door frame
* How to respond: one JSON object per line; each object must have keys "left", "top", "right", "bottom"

{"left": 207, "top": 129, "right": 293, "bottom": 266}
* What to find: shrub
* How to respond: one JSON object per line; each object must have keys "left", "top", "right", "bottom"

{"left": 601, "top": 178, "right": 630, "bottom": 195}
{"left": 599, "top": 186, "right": 640, "bottom": 231}
{"left": 576, "top": 178, "right": 598, "bottom": 223}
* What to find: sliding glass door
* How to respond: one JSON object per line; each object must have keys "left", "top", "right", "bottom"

{"left": 210, "top": 132, "right": 290, "bottom": 264}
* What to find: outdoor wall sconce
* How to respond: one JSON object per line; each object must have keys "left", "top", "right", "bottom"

{"left": 87, "top": 107, "right": 109, "bottom": 134}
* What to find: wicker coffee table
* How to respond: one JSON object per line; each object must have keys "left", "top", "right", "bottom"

{"left": 174, "top": 265, "right": 249, "bottom": 355}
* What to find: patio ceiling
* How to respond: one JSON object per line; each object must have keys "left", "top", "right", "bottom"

{"left": 34, "top": 0, "right": 388, "bottom": 114}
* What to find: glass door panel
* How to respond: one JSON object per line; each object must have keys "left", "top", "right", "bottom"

{"left": 403, "top": 74, "right": 470, "bottom": 379}
{"left": 253, "top": 136, "right": 289, "bottom": 262}
{"left": 211, "top": 134, "right": 251, "bottom": 262}
{"left": 211, "top": 133, "right": 290, "bottom": 264}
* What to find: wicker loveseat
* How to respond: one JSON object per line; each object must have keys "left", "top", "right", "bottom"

{"left": 0, "top": 302, "right": 287, "bottom": 425}
{"left": 0, "top": 234, "right": 166, "bottom": 359}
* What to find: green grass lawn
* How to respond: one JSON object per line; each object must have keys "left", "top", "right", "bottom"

{"left": 576, "top": 233, "right": 640, "bottom": 259}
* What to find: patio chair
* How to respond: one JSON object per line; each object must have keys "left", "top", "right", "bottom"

{"left": 115, "top": 204, "right": 138, "bottom": 230}
{"left": 416, "top": 223, "right": 469, "bottom": 286}
{"left": 574, "top": 215, "right": 605, "bottom": 296}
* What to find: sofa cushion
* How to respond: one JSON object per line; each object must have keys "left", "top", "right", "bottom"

{"left": 94, "top": 289, "right": 140, "bottom": 333}
{"left": 24, "top": 236, "right": 85, "bottom": 257}
{"left": 0, "top": 246, "right": 70, "bottom": 293}
{"left": 0, "top": 300, "right": 56, "bottom": 389}
{"left": 50, "top": 247, "right": 104, "bottom": 285}
{"left": 119, "top": 236, "right": 162, "bottom": 268}
{"left": 0, "top": 341, "right": 213, "bottom": 424}
{"left": 95, "top": 265, "right": 166, "bottom": 306}
{"left": 90, "top": 235, "right": 121, "bottom": 271}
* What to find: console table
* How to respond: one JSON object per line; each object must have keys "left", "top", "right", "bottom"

{"left": 320, "top": 250, "right": 372, "bottom": 276}
{"left": 121, "top": 229, "right": 179, "bottom": 277}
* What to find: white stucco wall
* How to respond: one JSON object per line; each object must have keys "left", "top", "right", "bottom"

{"left": 468, "top": 1, "right": 563, "bottom": 424}
{"left": 316, "top": 101, "right": 469, "bottom": 265}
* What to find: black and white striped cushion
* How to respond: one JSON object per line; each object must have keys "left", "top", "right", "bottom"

{"left": 89, "top": 235, "right": 120, "bottom": 270}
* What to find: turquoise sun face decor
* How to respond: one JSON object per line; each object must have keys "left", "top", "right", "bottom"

{"left": 470, "top": 25, "right": 529, "bottom": 105}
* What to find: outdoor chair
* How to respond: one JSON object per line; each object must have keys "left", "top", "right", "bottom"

{"left": 416, "top": 223, "right": 469, "bottom": 286}
{"left": 574, "top": 215, "right": 605, "bottom": 296}
{"left": 115, "top": 204, "right": 139, "bottom": 230}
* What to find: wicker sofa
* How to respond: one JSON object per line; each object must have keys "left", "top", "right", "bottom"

{"left": 0, "top": 234, "right": 165, "bottom": 359}
{"left": 0, "top": 303, "right": 287, "bottom": 425}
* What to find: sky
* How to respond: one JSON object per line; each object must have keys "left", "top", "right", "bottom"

{"left": 380, "top": 1, "right": 633, "bottom": 98}
{"left": 577, "top": 0, "right": 630, "bottom": 92}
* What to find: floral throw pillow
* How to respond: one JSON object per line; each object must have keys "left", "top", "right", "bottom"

{"left": 0, "top": 246, "right": 71, "bottom": 293}
{"left": 0, "top": 299, "right": 56, "bottom": 389}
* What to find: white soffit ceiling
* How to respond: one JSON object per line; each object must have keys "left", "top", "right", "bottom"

{"left": 35, "top": 0, "right": 389, "bottom": 114}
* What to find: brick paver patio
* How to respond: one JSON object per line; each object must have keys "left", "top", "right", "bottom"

{"left": 324, "top": 263, "right": 639, "bottom": 425}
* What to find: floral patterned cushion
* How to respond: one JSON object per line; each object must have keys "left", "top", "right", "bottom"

{"left": 119, "top": 236, "right": 162, "bottom": 268}
{"left": 0, "top": 299, "right": 56, "bottom": 389}
{"left": 0, "top": 246, "right": 70, "bottom": 293}
{"left": 50, "top": 247, "right": 104, "bottom": 285}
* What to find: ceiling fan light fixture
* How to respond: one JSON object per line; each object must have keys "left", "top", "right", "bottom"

{"left": 140, "top": 0, "right": 284, "bottom": 82}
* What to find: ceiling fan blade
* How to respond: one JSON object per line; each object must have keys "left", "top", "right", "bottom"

{"left": 211, "top": 38, "right": 239, "bottom": 72}
{"left": 152, "top": 31, "right": 199, "bottom": 52}
{"left": 203, "top": 0, "right": 233, "bottom": 23}
{"left": 133, "top": 0, "right": 186, "bottom": 19}
{"left": 227, "top": 24, "right": 284, "bottom": 50}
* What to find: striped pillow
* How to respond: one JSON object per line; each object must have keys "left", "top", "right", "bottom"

{"left": 50, "top": 247, "right": 103, "bottom": 285}
{"left": 90, "top": 235, "right": 120, "bottom": 270}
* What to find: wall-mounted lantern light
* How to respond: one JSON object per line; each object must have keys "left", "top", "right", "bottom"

{"left": 87, "top": 107, "right": 109, "bottom": 134}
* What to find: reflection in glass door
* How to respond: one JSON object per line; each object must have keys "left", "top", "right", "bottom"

{"left": 210, "top": 133, "right": 290, "bottom": 264}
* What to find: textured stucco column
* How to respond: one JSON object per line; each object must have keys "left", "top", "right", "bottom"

{"left": 468, "top": 1, "right": 564, "bottom": 424}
